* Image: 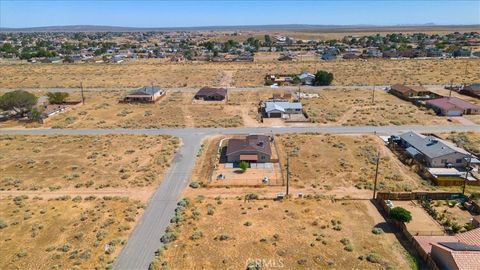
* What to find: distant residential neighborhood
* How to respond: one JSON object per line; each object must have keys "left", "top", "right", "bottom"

{"left": 1, "top": 31, "right": 479, "bottom": 63}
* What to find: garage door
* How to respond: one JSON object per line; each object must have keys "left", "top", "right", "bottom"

{"left": 269, "top": 113, "right": 282, "bottom": 118}
{"left": 446, "top": 110, "right": 462, "bottom": 116}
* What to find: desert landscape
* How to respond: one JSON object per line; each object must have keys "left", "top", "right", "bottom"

{"left": 0, "top": 58, "right": 479, "bottom": 89}
{"left": 0, "top": 134, "right": 179, "bottom": 191}
{"left": 150, "top": 197, "right": 416, "bottom": 269}
{"left": 0, "top": 196, "right": 144, "bottom": 270}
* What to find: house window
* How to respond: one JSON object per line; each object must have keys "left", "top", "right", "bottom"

{"left": 261, "top": 156, "right": 265, "bottom": 160}
{"left": 456, "top": 159, "right": 462, "bottom": 164}
{"left": 441, "top": 159, "right": 447, "bottom": 164}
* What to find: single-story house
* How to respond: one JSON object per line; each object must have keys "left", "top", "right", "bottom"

{"left": 265, "top": 74, "right": 295, "bottom": 85}
{"left": 194, "top": 87, "right": 227, "bottom": 101}
{"left": 40, "top": 57, "right": 62, "bottom": 64}
{"left": 225, "top": 135, "right": 272, "bottom": 163}
{"left": 394, "top": 131, "right": 472, "bottom": 168}
{"left": 298, "top": 72, "right": 315, "bottom": 86}
{"left": 461, "top": 83, "right": 480, "bottom": 99}
{"left": 414, "top": 228, "right": 480, "bottom": 270}
{"left": 426, "top": 97, "right": 480, "bottom": 116}
{"left": 321, "top": 53, "right": 336, "bottom": 61}
{"left": 278, "top": 54, "right": 296, "bottom": 61}
{"left": 264, "top": 101, "right": 303, "bottom": 118}
{"left": 389, "top": 84, "right": 439, "bottom": 101}
{"left": 123, "top": 86, "right": 165, "bottom": 103}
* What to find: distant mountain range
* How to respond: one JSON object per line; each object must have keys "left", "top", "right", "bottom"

{"left": 1, "top": 24, "right": 478, "bottom": 32}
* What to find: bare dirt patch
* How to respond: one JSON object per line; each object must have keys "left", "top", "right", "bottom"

{"left": 302, "top": 88, "right": 450, "bottom": 126}
{"left": 276, "top": 134, "right": 431, "bottom": 191}
{"left": 0, "top": 134, "right": 179, "bottom": 191}
{"left": 151, "top": 198, "right": 414, "bottom": 270}
{"left": 0, "top": 196, "right": 144, "bottom": 270}
{"left": 1, "top": 59, "right": 479, "bottom": 88}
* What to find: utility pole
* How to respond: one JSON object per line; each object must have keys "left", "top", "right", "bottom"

{"left": 372, "top": 83, "right": 376, "bottom": 104}
{"left": 462, "top": 154, "right": 472, "bottom": 195}
{"left": 286, "top": 154, "right": 290, "bottom": 196}
{"left": 372, "top": 151, "right": 380, "bottom": 199}
{"left": 80, "top": 81, "right": 85, "bottom": 105}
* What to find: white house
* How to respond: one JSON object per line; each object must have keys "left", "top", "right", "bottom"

{"left": 298, "top": 72, "right": 315, "bottom": 85}
{"left": 264, "top": 101, "right": 303, "bottom": 118}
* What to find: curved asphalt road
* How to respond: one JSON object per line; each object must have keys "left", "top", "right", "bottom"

{"left": 1, "top": 124, "right": 479, "bottom": 270}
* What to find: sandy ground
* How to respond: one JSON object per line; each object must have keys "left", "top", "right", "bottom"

{"left": 0, "top": 196, "right": 144, "bottom": 270}
{"left": 392, "top": 201, "right": 444, "bottom": 236}
{"left": 1, "top": 58, "right": 479, "bottom": 88}
{"left": 151, "top": 198, "right": 414, "bottom": 270}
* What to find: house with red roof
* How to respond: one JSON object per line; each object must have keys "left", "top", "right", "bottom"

{"left": 426, "top": 97, "right": 480, "bottom": 116}
{"left": 414, "top": 228, "right": 480, "bottom": 270}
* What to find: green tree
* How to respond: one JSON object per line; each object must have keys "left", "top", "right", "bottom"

{"left": 314, "top": 70, "right": 334, "bottom": 86}
{"left": 239, "top": 161, "right": 249, "bottom": 172}
{"left": 47, "top": 92, "right": 69, "bottom": 104}
{"left": 0, "top": 90, "right": 38, "bottom": 116}
{"left": 389, "top": 207, "right": 412, "bottom": 223}
{"left": 0, "top": 43, "right": 16, "bottom": 54}
{"left": 264, "top": 35, "right": 272, "bottom": 46}
{"left": 28, "top": 108, "right": 42, "bottom": 122}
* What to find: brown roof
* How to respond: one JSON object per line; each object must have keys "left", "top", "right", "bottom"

{"left": 426, "top": 97, "right": 480, "bottom": 111}
{"left": 415, "top": 228, "right": 480, "bottom": 269}
{"left": 457, "top": 228, "right": 480, "bottom": 246}
{"left": 195, "top": 87, "right": 227, "bottom": 98}
{"left": 391, "top": 84, "right": 427, "bottom": 94}
{"left": 226, "top": 135, "right": 272, "bottom": 156}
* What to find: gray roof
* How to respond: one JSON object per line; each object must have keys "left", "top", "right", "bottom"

{"left": 265, "top": 101, "right": 302, "bottom": 113}
{"left": 399, "top": 131, "right": 468, "bottom": 159}
{"left": 128, "top": 86, "right": 162, "bottom": 96}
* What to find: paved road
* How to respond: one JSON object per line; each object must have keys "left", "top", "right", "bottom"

{"left": 1, "top": 124, "right": 478, "bottom": 137}
{"left": 0, "top": 84, "right": 448, "bottom": 93}
{"left": 113, "top": 133, "right": 203, "bottom": 270}
{"left": 1, "top": 124, "right": 479, "bottom": 270}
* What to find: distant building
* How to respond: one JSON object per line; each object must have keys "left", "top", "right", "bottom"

{"left": 298, "top": 72, "right": 315, "bottom": 85}
{"left": 123, "top": 86, "right": 165, "bottom": 103}
{"left": 426, "top": 97, "right": 480, "bottom": 116}
{"left": 194, "top": 87, "right": 227, "bottom": 101}
{"left": 321, "top": 53, "right": 336, "bottom": 61}
{"left": 226, "top": 135, "right": 272, "bottom": 163}
{"left": 40, "top": 57, "right": 62, "bottom": 64}
{"left": 389, "top": 84, "right": 440, "bottom": 101}
{"left": 264, "top": 101, "right": 303, "bottom": 118}
{"left": 461, "top": 84, "right": 480, "bottom": 99}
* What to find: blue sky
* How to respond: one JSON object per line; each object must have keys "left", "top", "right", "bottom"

{"left": 0, "top": 1, "right": 479, "bottom": 28}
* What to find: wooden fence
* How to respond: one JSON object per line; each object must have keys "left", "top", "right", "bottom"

{"left": 376, "top": 198, "right": 440, "bottom": 270}
{"left": 376, "top": 191, "right": 465, "bottom": 201}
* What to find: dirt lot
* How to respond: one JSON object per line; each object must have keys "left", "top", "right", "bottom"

{"left": 0, "top": 58, "right": 478, "bottom": 88}
{"left": 151, "top": 198, "right": 415, "bottom": 270}
{"left": 302, "top": 88, "right": 452, "bottom": 126}
{"left": 0, "top": 88, "right": 458, "bottom": 128}
{"left": 276, "top": 134, "right": 430, "bottom": 191}
{"left": 0, "top": 196, "right": 144, "bottom": 270}
{"left": 440, "top": 131, "right": 480, "bottom": 156}
{"left": 42, "top": 91, "right": 242, "bottom": 129}
{"left": 392, "top": 201, "right": 444, "bottom": 236}
{"left": 0, "top": 134, "right": 179, "bottom": 191}
{"left": 0, "top": 91, "right": 244, "bottom": 129}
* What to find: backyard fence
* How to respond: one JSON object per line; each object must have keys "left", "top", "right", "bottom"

{"left": 376, "top": 191, "right": 465, "bottom": 201}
